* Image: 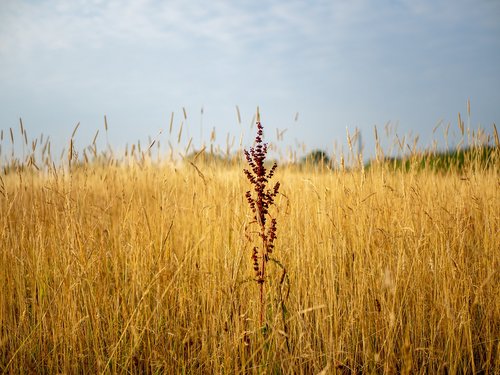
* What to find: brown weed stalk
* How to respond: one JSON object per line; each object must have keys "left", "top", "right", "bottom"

{"left": 243, "top": 110, "right": 280, "bottom": 327}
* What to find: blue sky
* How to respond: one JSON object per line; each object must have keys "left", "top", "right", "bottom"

{"left": 1, "top": 0, "right": 499, "bottom": 161}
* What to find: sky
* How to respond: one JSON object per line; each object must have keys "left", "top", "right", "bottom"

{"left": 1, "top": 0, "right": 499, "bottom": 162}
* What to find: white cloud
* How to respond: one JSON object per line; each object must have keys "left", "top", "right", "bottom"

{"left": 2, "top": 0, "right": 498, "bottom": 59}
{"left": 0, "top": 0, "right": 359, "bottom": 58}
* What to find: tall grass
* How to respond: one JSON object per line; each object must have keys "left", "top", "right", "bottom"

{"left": 0, "top": 116, "right": 498, "bottom": 374}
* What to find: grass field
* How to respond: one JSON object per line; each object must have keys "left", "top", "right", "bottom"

{"left": 0, "top": 119, "right": 499, "bottom": 374}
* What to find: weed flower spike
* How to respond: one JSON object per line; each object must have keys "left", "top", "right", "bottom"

{"left": 243, "top": 109, "right": 280, "bottom": 326}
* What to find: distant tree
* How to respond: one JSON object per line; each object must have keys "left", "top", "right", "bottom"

{"left": 301, "top": 149, "right": 331, "bottom": 166}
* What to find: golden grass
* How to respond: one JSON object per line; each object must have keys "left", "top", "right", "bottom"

{"left": 1, "top": 154, "right": 498, "bottom": 373}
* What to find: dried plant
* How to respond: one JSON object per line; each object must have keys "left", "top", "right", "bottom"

{"left": 243, "top": 109, "right": 280, "bottom": 326}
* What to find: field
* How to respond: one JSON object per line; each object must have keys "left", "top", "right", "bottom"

{"left": 0, "top": 119, "right": 499, "bottom": 374}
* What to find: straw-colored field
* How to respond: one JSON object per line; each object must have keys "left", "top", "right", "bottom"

{"left": 1, "top": 125, "right": 499, "bottom": 373}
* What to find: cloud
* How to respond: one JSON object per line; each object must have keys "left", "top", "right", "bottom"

{"left": 0, "top": 0, "right": 176, "bottom": 57}
{"left": 2, "top": 0, "right": 498, "bottom": 58}
{"left": 0, "top": 0, "right": 367, "bottom": 60}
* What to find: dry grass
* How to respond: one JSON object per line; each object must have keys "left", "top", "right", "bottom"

{"left": 0, "top": 126, "right": 499, "bottom": 374}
